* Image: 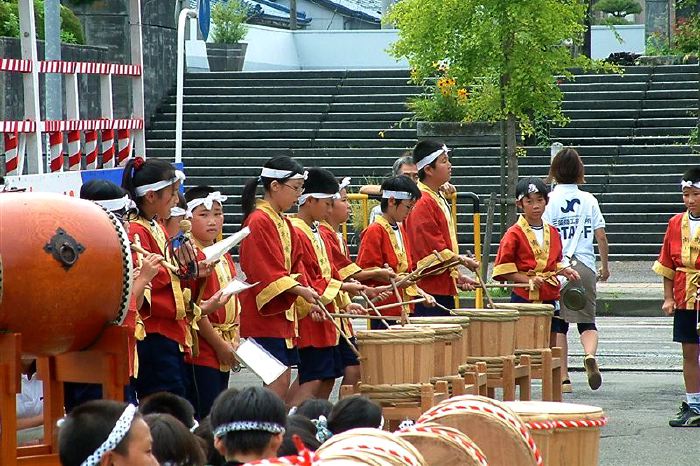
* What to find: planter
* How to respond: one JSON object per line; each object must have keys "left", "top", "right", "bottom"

{"left": 206, "top": 42, "right": 248, "bottom": 71}
{"left": 416, "top": 121, "right": 500, "bottom": 147}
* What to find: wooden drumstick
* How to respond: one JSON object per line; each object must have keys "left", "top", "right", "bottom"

{"left": 329, "top": 313, "right": 404, "bottom": 321}
{"left": 133, "top": 233, "right": 144, "bottom": 267}
{"left": 359, "top": 290, "right": 390, "bottom": 329}
{"left": 465, "top": 250, "right": 495, "bottom": 309}
{"left": 432, "top": 299, "right": 457, "bottom": 316}
{"left": 371, "top": 298, "right": 426, "bottom": 312}
{"left": 130, "top": 243, "right": 179, "bottom": 273}
{"left": 385, "top": 263, "right": 407, "bottom": 325}
{"left": 315, "top": 299, "right": 362, "bottom": 358}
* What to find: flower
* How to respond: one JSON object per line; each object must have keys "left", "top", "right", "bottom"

{"left": 457, "top": 88, "right": 468, "bottom": 100}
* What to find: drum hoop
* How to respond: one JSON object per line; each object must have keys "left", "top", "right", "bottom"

{"left": 419, "top": 402, "right": 543, "bottom": 466}
{"left": 319, "top": 429, "right": 424, "bottom": 466}
{"left": 108, "top": 210, "right": 133, "bottom": 326}
{"left": 401, "top": 425, "right": 488, "bottom": 466}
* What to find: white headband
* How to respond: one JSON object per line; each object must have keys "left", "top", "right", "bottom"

{"left": 298, "top": 192, "right": 338, "bottom": 205}
{"left": 339, "top": 177, "right": 351, "bottom": 191}
{"left": 416, "top": 145, "right": 450, "bottom": 171}
{"left": 80, "top": 404, "right": 137, "bottom": 466}
{"left": 516, "top": 183, "right": 540, "bottom": 201}
{"left": 134, "top": 170, "right": 186, "bottom": 197}
{"left": 260, "top": 167, "right": 308, "bottom": 180}
{"left": 94, "top": 195, "right": 131, "bottom": 212}
{"left": 213, "top": 421, "right": 286, "bottom": 438}
{"left": 170, "top": 206, "right": 187, "bottom": 218}
{"left": 681, "top": 180, "right": 700, "bottom": 190}
{"left": 186, "top": 191, "right": 228, "bottom": 217}
{"left": 382, "top": 190, "right": 413, "bottom": 200}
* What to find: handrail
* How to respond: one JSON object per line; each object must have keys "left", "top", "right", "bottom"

{"left": 175, "top": 8, "right": 198, "bottom": 165}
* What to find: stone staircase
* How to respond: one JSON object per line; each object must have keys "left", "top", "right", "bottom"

{"left": 146, "top": 64, "right": 700, "bottom": 261}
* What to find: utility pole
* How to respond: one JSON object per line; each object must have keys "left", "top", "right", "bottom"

{"left": 44, "top": 0, "right": 62, "bottom": 122}
{"left": 290, "top": 0, "right": 297, "bottom": 30}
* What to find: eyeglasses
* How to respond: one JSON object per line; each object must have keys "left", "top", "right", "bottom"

{"left": 282, "top": 183, "right": 305, "bottom": 194}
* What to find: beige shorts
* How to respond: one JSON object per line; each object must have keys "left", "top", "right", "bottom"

{"left": 559, "top": 258, "right": 597, "bottom": 324}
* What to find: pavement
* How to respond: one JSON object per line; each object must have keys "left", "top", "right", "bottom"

{"left": 229, "top": 315, "right": 699, "bottom": 465}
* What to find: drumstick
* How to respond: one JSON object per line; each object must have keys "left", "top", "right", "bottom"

{"left": 465, "top": 250, "right": 495, "bottom": 309}
{"left": 432, "top": 300, "right": 457, "bottom": 316}
{"left": 393, "top": 255, "right": 439, "bottom": 289}
{"left": 359, "top": 291, "right": 390, "bottom": 328}
{"left": 385, "top": 264, "right": 407, "bottom": 325}
{"left": 372, "top": 298, "right": 426, "bottom": 312}
{"left": 130, "top": 243, "right": 180, "bottom": 273}
{"left": 133, "top": 233, "right": 144, "bottom": 267}
{"left": 484, "top": 282, "right": 533, "bottom": 289}
{"left": 315, "top": 299, "right": 362, "bottom": 358}
{"left": 329, "top": 313, "right": 404, "bottom": 321}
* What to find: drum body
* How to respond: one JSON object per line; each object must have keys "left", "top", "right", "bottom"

{"left": 397, "top": 424, "right": 488, "bottom": 466}
{"left": 504, "top": 401, "right": 606, "bottom": 466}
{"left": 356, "top": 328, "right": 435, "bottom": 384}
{"left": 408, "top": 316, "right": 470, "bottom": 365}
{"left": 454, "top": 309, "right": 519, "bottom": 357}
{"left": 495, "top": 303, "right": 554, "bottom": 350}
{"left": 317, "top": 428, "right": 426, "bottom": 466}
{"left": 0, "top": 193, "right": 132, "bottom": 356}
{"left": 391, "top": 324, "right": 462, "bottom": 377}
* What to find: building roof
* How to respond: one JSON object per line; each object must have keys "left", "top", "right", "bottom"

{"left": 310, "top": 0, "right": 382, "bottom": 23}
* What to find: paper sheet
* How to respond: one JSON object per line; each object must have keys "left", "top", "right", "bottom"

{"left": 235, "top": 338, "right": 287, "bottom": 385}
{"left": 220, "top": 278, "right": 258, "bottom": 296}
{"left": 202, "top": 227, "right": 250, "bottom": 263}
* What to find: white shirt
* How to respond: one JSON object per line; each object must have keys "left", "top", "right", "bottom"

{"left": 17, "top": 373, "right": 43, "bottom": 418}
{"left": 369, "top": 204, "right": 382, "bottom": 224}
{"left": 543, "top": 184, "right": 606, "bottom": 272}
{"left": 531, "top": 225, "right": 544, "bottom": 246}
{"left": 690, "top": 215, "right": 700, "bottom": 238}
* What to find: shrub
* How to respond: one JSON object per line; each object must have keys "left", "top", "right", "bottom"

{"left": 674, "top": 15, "right": 700, "bottom": 54}
{"left": 211, "top": 0, "right": 248, "bottom": 45}
{"left": 0, "top": 0, "right": 85, "bottom": 44}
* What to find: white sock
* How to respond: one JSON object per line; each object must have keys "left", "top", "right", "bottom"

{"left": 686, "top": 392, "right": 700, "bottom": 410}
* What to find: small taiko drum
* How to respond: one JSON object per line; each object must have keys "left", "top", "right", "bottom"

{"left": 409, "top": 316, "right": 470, "bottom": 364}
{"left": 453, "top": 309, "right": 519, "bottom": 357}
{"left": 397, "top": 423, "right": 488, "bottom": 466}
{"left": 494, "top": 303, "right": 553, "bottom": 350}
{"left": 356, "top": 328, "right": 435, "bottom": 384}
{"left": 391, "top": 324, "right": 462, "bottom": 377}
{"left": 504, "top": 401, "right": 606, "bottom": 466}
{"left": 316, "top": 428, "right": 427, "bottom": 466}
{"left": 0, "top": 193, "right": 132, "bottom": 356}
{"left": 418, "top": 395, "right": 541, "bottom": 466}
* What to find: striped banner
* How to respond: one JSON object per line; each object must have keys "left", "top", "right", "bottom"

{"left": 49, "top": 131, "right": 64, "bottom": 173}
{"left": 38, "top": 60, "right": 142, "bottom": 76}
{"left": 101, "top": 128, "right": 115, "bottom": 169}
{"left": 116, "top": 128, "right": 131, "bottom": 167}
{"left": 84, "top": 130, "right": 98, "bottom": 170}
{"left": 4, "top": 131, "right": 20, "bottom": 175}
{"left": 0, "top": 58, "right": 32, "bottom": 73}
{"left": 67, "top": 130, "right": 82, "bottom": 171}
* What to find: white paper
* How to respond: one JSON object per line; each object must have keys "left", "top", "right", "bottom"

{"left": 221, "top": 278, "right": 258, "bottom": 296}
{"left": 235, "top": 338, "right": 287, "bottom": 385}
{"left": 202, "top": 227, "right": 250, "bottom": 263}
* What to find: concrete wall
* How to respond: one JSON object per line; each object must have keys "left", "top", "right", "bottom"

{"left": 0, "top": 39, "right": 108, "bottom": 122}
{"left": 69, "top": 0, "right": 178, "bottom": 125}
{"left": 591, "top": 24, "right": 646, "bottom": 59}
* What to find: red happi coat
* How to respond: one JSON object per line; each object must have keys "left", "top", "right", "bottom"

{"left": 357, "top": 216, "right": 419, "bottom": 316}
{"left": 404, "top": 182, "right": 460, "bottom": 296}
{"left": 292, "top": 218, "right": 345, "bottom": 349}
{"left": 185, "top": 250, "right": 240, "bottom": 371}
{"left": 239, "top": 200, "right": 307, "bottom": 347}
{"left": 653, "top": 211, "right": 700, "bottom": 310}
{"left": 493, "top": 215, "right": 565, "bottom": 302}
{"left": 128, "top": 218, "right": 189, "bottom": 348}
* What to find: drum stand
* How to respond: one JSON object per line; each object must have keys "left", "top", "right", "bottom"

{"left": 0, "top": 326, "right": 130, "bottom": 466}
{"left": 515, "top": 347, "right": 563, "bottom": 402}
{"left": 465, "top": 355, "right": 532, "bottom": 402}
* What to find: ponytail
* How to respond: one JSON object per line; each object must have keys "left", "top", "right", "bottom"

{"left": 241, "top": 177, "right": 260, "bottom": 224}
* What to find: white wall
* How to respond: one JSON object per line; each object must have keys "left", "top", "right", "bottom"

{"left": 591, "top": 24, "right": 645, "bottom": 59}
{"left": 241, "top": 25, "right": 300, "bottom": 71}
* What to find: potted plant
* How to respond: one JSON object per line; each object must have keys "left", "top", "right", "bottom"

{"left": 207, "top": 0, "right": 248, "bottom": 72}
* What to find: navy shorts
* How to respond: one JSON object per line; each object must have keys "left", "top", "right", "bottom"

{"left": 132, "top": 333, "right": 187, "bottom": 399}
{"left": 338, "top": 337, "right": 360, "bottom": 367}
{"left": 673, "top": 310, "right": 700, "bottom": 344}
{"left": 185, "top": 363, "right": 230, "bottom": 419}
{"left": 414, "top": 294, "right": 454, "bottom": 317}
{"left": 370, "top": 318, "right": 390, "bottom": 330}
{"left": 298, "top": 346, "right": 343, "bottom": 384}
{"left": 253, "top": 337, "right": 299, "bottom": 367}
{"left": 64, "top": 381, "right": 136, "bottom": 413}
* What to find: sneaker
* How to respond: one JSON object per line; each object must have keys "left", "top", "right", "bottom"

{"left": 562, "top": 379, "right": 572, "bottom": 394}
{"left": 669, "top": 403, "right": 700, "bottom": 427}
{"left": 584, "top": 355, "right": 602, "bottom": 390}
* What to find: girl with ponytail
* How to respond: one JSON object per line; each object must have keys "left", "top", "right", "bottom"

{"left": 238, "top": 156, "right": 320, "bottom": 401}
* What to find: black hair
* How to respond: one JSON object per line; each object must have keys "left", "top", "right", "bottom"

{"left": 80, "top": 179, "right": 127, "bottom": 203}
{"left": 193, "top": 416, "right": 226, "bottom": 466}
{"left": 303, "top": 167, "right": 339, "bottom": 196}
{"left": 241, "top": 155, "right": 305, "bottom": 224}
{"left": 413, "top": 139, "right": 447, "bottom": 181}
{"left": 144, "top": 413, "right": 206, "bottom": 466}
{"left": 58, "top": 400, "right": 137, "bottom": 466}
{"left": 682, "top": 167, "right": 700, "bottom": 184}
{"left": 277, "top": 415, "right": 321, "bottom": 456}
{"left": 548, "top": 147, "right": 585, "bottom": 184}
{"left": 139, "top": 391, "right": 196, "bottom": 429}
{"left": 185, "top": 185, "right": 216, "bottom": 203}
{"left": 326, "top": 396, "right": 382, "bottom": 435}
{"left": 210, "top": 387, "right": 286, "bottom": 457}
{"left": 295, "top": 398, "right": 333, "bottom": 421}
{"left": 379, "top": 175, "right": 422, "bottom": 212}
{"left": 516, "top": 177, "right": 550, "bottom": 203}
{"left": 121, "top": 157, "right": 176, "bottom": 210}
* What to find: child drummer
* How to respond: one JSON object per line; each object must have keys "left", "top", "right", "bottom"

{"left": 653, "top": 167, "right": 700, "bottom": 427}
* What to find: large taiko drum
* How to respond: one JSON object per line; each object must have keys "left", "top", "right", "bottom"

{"left": 504, "top": 401, "right": 606, "bottom": 466}
{"left": 391, "top": 324, "right": 462, "bottom": 377}
{"left": 408, "top": 316, "right": 471, "bottom": 365}
{"left": 316, "top": 428, "right": 427, "bottom": 466}
{"left": 356, "top": 328, "right": 435, "bottom": 384}
{"left": 397, "top": 423, "right": 488, "bottom": 466}
{"left": 0, "top": 193, "right": 132, "bottom": 356}
{"left": 453, "top": 309, "right": 519, "bottom": 357}
{"left": 494, "top": 303, "right": 554, "bottom": 350}
{"left": 417, "top": 395, "right": 541, "bottom": 466}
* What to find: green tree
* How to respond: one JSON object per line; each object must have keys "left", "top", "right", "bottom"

{"left": 386, "top": 0, "right": 615, "bottom": 225}
{"left": 593, "top": 0, "right": 642, "bottom": 23}
{"left": 211, "top": 0, "right": 248, "bottom": 44}
{"left": 0, "top": 0, "right": 84, "bottom": 44}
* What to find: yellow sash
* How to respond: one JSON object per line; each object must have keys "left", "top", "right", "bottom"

{"left": 517, "top": 216, "right": 557, "bottom": 302}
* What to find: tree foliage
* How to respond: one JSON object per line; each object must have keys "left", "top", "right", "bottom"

{"left": 211, "top": 0, "right": 248, "bottom": 45}
{"left": 0, "top": 0, "right": 85, "bottom": 44}
{"left": 593, "top": 0, "right": 642, "bottom": 19}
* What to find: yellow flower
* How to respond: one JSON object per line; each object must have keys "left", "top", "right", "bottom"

{"left": 437, "top": 78, "right": 447, "bottom": 88}
{"left": 457, "top": 88, "right": 468, "bottom": 100}
{"left": 378, "top": 131, "right": 385, "bottom": 138}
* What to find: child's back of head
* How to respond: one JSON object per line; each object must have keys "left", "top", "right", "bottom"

{"left": 327, "top": 395, "right": 382, "bottom": 435}
{"left": 277, "top": 414, "right": 321, "bottom": 456}
{"left": 294, "top": 398, "right": 333, "bottom": 421}
{"left": 139, "top": 391, "right": 197, "bottom": 430}
{"left": 144, "top": 413, "right": 205, "bottom": 466}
